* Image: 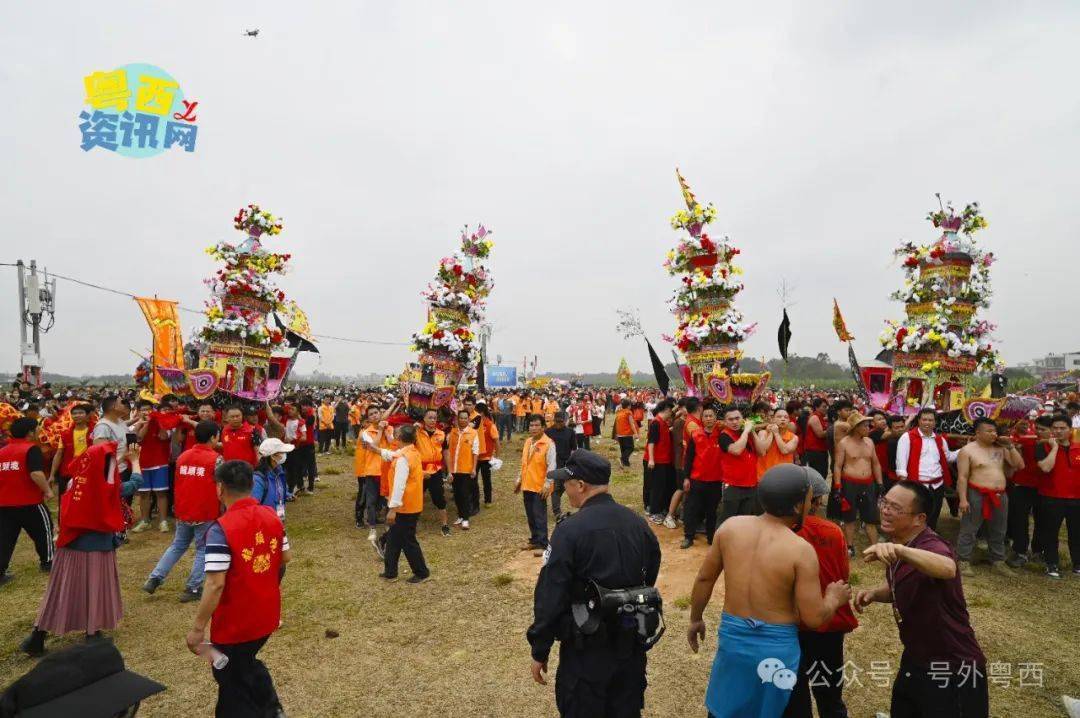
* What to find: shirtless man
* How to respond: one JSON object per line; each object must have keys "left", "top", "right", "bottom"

{"left": 834, "top": 412, "right": 883, "bottom": 554}
{"left": 687, "top": 464, "right": 851, "bottom": 718}
{"left": 955, "top": 417, "right": 1024, "bottom": 577}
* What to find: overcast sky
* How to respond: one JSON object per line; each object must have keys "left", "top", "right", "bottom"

{"left": 2, "top": 1, "right": 1078, "bottom": 379}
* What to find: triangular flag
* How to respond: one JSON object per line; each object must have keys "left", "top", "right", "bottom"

{"left": 777, "top": 308, "right": 792, "bottom": 362}
{"left": 832, "top": 298, "right": 855, "bottom": 342}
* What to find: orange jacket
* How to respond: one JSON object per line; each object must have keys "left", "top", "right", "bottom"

{"left": 447, "top": 425, "right": 478, "bottom": 474}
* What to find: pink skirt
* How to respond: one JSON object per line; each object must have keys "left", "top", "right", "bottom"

{"left": 35, "top": 548, "right": 123, "bottom": 635}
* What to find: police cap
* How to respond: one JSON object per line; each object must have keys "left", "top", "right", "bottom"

{"left": 547, "top": 449, "right": 610, "bottom": 485}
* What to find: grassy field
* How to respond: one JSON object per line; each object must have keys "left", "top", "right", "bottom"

{"left": 1, "top": 432, "right": 1077, "bottom": 717}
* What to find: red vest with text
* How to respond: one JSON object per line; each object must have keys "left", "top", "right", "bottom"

{"left": 221, "top": 424, "right": 258, "bottom": 466}
{"left": 58, "top": 443, "right": 125, "bottom": 547}
{"left": 803, "top": 413, "right": 829, "bottom": 452}
{"left": 1040, "top": 442, "right": 1080, "bottom": 499}
{"left": 211, "top": 497, "right": 285, "bottom": 644}
{"left": 719, "top": 428, "right": 758, "bottom": 488}
{"left": 174, "top": 445, "right": 222, "bottom": 522}
{"left": 59, "top": 420, "right": 96, "bottom": 476}
{"left": 650, "top": 416, "right": 674, "bottom": 465}
{"left": 690, "top": 427, "right": 723, "bottom": 482}
{"left": 1010, "top": 434, "right": 1041, "bottom": 489}
{"left": 0, "top": 439, "right": 43, "bottom": 506}
{"left": 905, "top": 429, "right": 952, "bottom": 487}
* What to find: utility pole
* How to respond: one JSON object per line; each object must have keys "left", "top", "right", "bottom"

{"left": 15, "top": 260, "right": 56, "bottom": 386}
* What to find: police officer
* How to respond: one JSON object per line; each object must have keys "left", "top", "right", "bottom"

{"left": 526, "top": 449, "right": 662, "bottom": 717}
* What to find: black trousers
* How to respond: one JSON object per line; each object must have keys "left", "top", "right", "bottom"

{"left": 647, "top": 464, "right": 676, "bottom": 516}
{"left": 317, "top": 429, "right": 332, "bottom": 453}
{"left": 578, "top": 435, "right": 591, "bottom": 451}
{"left": 617, "top": 436, "right": 634, "bottom": 467}
{"left": 642, "top": 462, "right": 652, "bottom": 510}
{"left": 523, "top": 490, "right": 548, "bottom": 547}
{"left": 719, "top": 485, "right": 760, "bottom": 524}
{"left": 683, "top": 480, "right": 723, "bottom": 541}
{"left": 0, "top": 504, "right": 54, "bottom": 574}
{"left": 555, "top": 643, "right": 646, "bottom": 718}
{"left": 477, "top": 459, "right": 493, "bottom": 505}
{"left": 285, "top": 449, "right": 306, "bottom": 494}
{"left": 452, "top": 473, "right": 476, "bottom": 520}
{"left": 300, "top": 444, "right": 317, "bottom": 489}
{"left": 356, "top": 476, "right": 381, "bottom": 527}
{"left": 890, "top": 660, "right": 988, "bottom": 718}
{"left": 384, "top": 512, "right": 429, "bottom": 579}
{"left": 784, "top": 631, "right": 848, "bottom": 718}
{"left": 211, "top": 635, "right": 281, "bottom": 718}
{"left": 925, "top": 484, "right": 946, "bottom": 531}
{"left": 1006, "top": 485, "right": 1042, "bottom": 555}
{"left": 1038, "top": 496, "right": 1080, "bottom": 569}
{"left": 333, "top": 421, "right": 349, "bottom": 448}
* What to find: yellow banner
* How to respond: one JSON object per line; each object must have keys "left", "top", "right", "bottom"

{"left": 134, "top": 297, "right": 183, "bottom": 396}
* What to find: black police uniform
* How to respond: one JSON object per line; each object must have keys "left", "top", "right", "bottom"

{"left": 526, "top": 452, "right": 662, "bottom": 718}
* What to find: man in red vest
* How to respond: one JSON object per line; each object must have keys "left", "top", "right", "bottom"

{"left": 681, "top": 405, "right": 723, "bottom": 548}
{"left": 144, "top": 420, "right": 223, "bottom": 602}
{"left": 220, "top": 406, "right": 263, "bottom": 468}
{"left": 0, "top": 418, "right": 55, "bottom": 585}
{"left": 894, "top": 408, "right": 958, "bottom": 531}
{"left": 1034, "top": 414, "right": 1080, "bottom": 579}
{"left": 646, "top": 400, "right": 677, "bottom": 526}
{"left": 718, "top": 406, "right": 761, "bottom": 523}
{"left": 187, "top": 460, "right": 290, "bottom": 717}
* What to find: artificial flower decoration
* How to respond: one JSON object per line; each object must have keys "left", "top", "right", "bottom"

{"left": 881, "top": 198, "right": 1000, "bottom": 375}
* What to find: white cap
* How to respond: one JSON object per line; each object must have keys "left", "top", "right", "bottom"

{"left": 258, "top": 438, "right": 295, "bottom": 457}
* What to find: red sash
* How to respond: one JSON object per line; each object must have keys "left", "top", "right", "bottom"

{"left": 58, "top": 443, "right": 125, "bottom": 547}
{"left": 971, "top": 484, "right": 1004, "bottom": 520}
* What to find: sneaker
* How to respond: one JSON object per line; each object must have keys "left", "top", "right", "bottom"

{"left": 847, "top": 545, "right": 856, "bottom": 559}
{"left": 372, "top": 534, "right": 386, "bottom": 560}
{"left": 378, "top": 572, "right": 399, "bottom": 583}
{"left": 958, "top": 560, "right": 974, "bottom": 577}
{"left": 1046, "top": 565, "right": 1062, "bottom": 579}
{"left": 406, "top": 574, "right": 431, "bottom": 584}
{"left": 453, "top": 517, "right": 465, "bottom": 526}
{"left": 179, "top": 587, "right": 202, "bottom": 603}
{"left": 680, "top": 538, "right": 693, "bottom": 550}
{"left": 0, "top": 572, "right": 14, "bottom": 589}
{"left": 1073, "top": 567, "right": 1080, "bottom": 576}
{"left": 367, "top": 528, "right": 376, "bottom": 543}
{"left": 158, "top": 520, "right": 170, "bottom": 533}
{"left": 648, "top": 514, "right": 663, "bottom": 525}
{"left": 131, "top": 520, "right": 151, "bottom": 533}
{"left": 662, "top": 515, "right": 678, "bottom": 530}
{"left": 1006, "top": 553, "right": 1028, "bottom": 569}
{"left": 142, "top": 576, "right": 162, "bottom": 595}
{"left": 303, "top": 489, "right": 314, "bottom": 496}
{"left": 990, "top": 562, "right": 1015, "bottom": 578}
{"left": 461, "top": 520, "right": 470, "bottom": 531}
{"left": 1063, "top": 695, "right": 1080, "bottom": 718}
{"left": 441, "top": 525, "right": 451, "bottom": 537}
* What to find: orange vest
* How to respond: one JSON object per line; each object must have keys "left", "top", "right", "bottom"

{"left": 393, "top": 445, "right": 424, "bottom": 514}
{"left": 513, "top": 397, "right": 526, "bottom": 417}
{"left": 757, "top": 429, "right": 796, "bottom": 478}
{"left": 520, "top": 434, "right": 553, "bottom": 493}
{"left": 614, "top": 409, "right": 635, "bottom": 437}
{"left": 355, "top": 425, "right": 384, "bottom": 477}
{"left": 477, "top": 417, "right": 498, "bottom": 460}
{"left": 447, "top": 425, "right": 478, "bottom": 474}
{"left": 529, "top": 399, "right": 544, "bottom": 415}
{"left": 543, "top": 401, "right": 558, "bottom": 424}
{"left": 317, "top": 405, "right": 334, "bottom": 430}
{"left": 415, "top": 426, "right": 447, "bottom": 475}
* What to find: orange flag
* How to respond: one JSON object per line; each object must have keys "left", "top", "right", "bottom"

{"left": 832, "top": 298, "right": 855, "bottom": 343}
{"left": 134, "top": 297, "right": 184, "bottom": 396}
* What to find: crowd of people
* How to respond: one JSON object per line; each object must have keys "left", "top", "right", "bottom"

{"left": 0, "top": 377, "right": 1078, "bottom": 716}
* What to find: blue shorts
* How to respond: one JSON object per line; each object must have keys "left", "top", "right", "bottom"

{"left": 139, "top": 465, "right": 171, "bottom": 492}
{"left": 706, "top": 613, "right": 800, "bottom": 718}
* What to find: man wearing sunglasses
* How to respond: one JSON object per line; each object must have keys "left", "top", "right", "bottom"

{"left": 855, "top": 481, "right": 988, "bottom": 718}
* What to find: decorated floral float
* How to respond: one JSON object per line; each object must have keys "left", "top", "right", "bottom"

{"left": 663, "top": 170, "right": 768, "bottom": 403}
{"left": 139, "top": 205, "right": 317, "bottom": 401}
{"left": 402, "top": 225, "right": 494, "bottom": 415}
{"left": 876, "top": 197, "right": 1000, "bottom": 413}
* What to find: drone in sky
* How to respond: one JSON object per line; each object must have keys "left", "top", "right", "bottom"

{"left": 243, "top": 29, "right": 259, "bottom": 37}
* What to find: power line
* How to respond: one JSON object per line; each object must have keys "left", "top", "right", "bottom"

{"left": 0, "top": 261, "right": 410, "bottom": 346}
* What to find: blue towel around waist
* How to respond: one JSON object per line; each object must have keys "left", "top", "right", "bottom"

{"left": 705, "top": 613, "right": 800, "bottom": 718}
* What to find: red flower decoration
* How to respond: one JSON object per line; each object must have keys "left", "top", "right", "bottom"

{"left": 896, "top": 327, "right": 908, "bottom": 344}
{"left": 452, "top": 266, "right": 463, "bottom": 276}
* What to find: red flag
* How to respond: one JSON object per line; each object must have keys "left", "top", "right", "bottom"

{"left": 832, "top": 298, "right": 855, "bottom": 343}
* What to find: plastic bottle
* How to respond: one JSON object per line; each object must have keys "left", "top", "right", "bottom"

{"left": 200, "top": 643, "right": 229, "bottom": 670}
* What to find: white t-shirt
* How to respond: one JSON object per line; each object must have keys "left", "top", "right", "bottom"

{"left": 92, "top": 418, "right": 130, "bottom": 472}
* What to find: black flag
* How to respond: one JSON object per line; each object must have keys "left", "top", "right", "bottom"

{"left": 645, "top": 338, "right": 670, "bottom": 395}
{"left": 847, "top": 343, "right": 871, "bottom": 404}
{"left": 476, "top": 350, "right": 486, "bottom": 393}
{"left": 777, "top": 309, "right": 792, "bottom": 362}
